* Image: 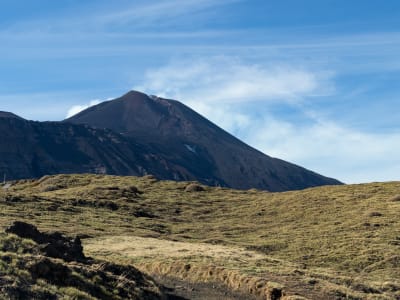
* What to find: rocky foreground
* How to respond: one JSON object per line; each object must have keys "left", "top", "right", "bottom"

{"left": 0, "top": 221, "right": 175, "bottom": 299}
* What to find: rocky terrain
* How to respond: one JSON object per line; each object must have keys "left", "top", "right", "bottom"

{"left": 0, "top": 221, "right": 172, "bottom": 299}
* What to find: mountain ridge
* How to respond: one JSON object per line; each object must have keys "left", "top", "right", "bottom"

{"left": 0, "top": 111, "right": 25, "bottom": 120}
{"left": 0, "top": 116, "right": 152, "bottom": 179}
{"left": 66, "top": 90, "right": 342, "bottom": 191}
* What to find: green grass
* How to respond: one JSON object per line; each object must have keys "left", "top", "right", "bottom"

{"left": 1, "top": 174, "right": 400, "bottom": 299}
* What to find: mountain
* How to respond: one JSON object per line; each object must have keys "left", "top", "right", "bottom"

{"left": 0, "top": 113, "right": 175, "bottom": 180}
{"left": 0, "top": 111, "right": 24, "bottom": 120}
{"left": 66, "top": 90, "right": 341, "bottom": 191}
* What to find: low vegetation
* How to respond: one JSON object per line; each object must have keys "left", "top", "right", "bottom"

{"left": 1, "top": 174, "right": 400, "bottom": 299}
{"left": 0, "top": 221, "right": 166, "bottom": 299}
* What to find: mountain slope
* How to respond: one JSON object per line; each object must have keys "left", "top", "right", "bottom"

{"left": 0, "top": 113, "right": 171, "bottom": 180}
{"left": 0, "top": 111, "right": 24, "bottom": 120}
{"left": 66, "top": 90, "right": 341, "bottom": 191}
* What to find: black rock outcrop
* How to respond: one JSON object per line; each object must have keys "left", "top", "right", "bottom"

{"left": 6, "top": 221, "right": 85, "bottom": 262}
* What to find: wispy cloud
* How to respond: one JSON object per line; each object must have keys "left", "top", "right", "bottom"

{"left": 135, "top": 56, "right": 333, "bottom": 104}
{"left": 243, "top": 115, "right": 400, "bottom": 183}
{"left": 0, "top": 0, "right": 239, "bottom": 34}
{"left": 136, "top": 56, "right": 400, "bottom": 183}
{"left": 94, "top": 0, "right": 239, "bottom": 27}
{"left": 66, "top": 100, "right": 101, "bottom": 118}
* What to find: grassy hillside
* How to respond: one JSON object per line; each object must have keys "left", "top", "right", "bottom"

{"left": 1, "top": 174, "right": 399, "bottom": 299}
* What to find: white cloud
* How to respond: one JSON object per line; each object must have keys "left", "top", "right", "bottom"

{"left": 242, "top": 116, "right": 400, "bottom": 184}
{"left": 66, "top": 100, "right": 101, "bottom": 118}
{"left": 135, "top": 56, "right": 330, "bottom": 104}
{"left": 136, "top": 56, "right": 400, "bottom": 183}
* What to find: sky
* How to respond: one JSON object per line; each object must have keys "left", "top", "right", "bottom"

{"left": 0, "top": 0, "right": 399, "bottom": 184}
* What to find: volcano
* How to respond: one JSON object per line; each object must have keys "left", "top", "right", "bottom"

{"left": 65, "top": 91, "right": 341, "bottom": 191}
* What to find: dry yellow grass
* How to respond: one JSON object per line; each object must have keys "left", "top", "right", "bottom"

{"left": 85, "top": 235, "right": 266, "bottom": 261}
{"left": 1, "top": 174, "right": 400, "bottom": 299}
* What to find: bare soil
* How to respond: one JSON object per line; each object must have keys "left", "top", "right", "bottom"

{"left": 159, "top": 275, "right": 259, "bottom": 300}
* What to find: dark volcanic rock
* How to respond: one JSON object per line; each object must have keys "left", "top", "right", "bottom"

{"left": 0, "top": 115, "right": 171, "bottom": 181}
{"left": 6, "top": 221, "right": 85, "bottom": 262}
{"left": 0, "top": 111, "right": 24, "bottom": 120}
{"left": 5, "top": 221, "right": 42, "bottom": 241}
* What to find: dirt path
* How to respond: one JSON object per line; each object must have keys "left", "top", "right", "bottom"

{"left": 160, "top": 275, "right": 259, "bottom": 300}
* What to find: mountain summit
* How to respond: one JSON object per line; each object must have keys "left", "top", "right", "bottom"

{"left": 66, "top": 91, "right": 341, "bottom": 191}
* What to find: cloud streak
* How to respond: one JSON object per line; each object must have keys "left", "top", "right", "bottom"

{"left": 94, "top": 0, "right": 240, "bottom": 27}
{"left": 1, "top": 0, "right": 239, "bottom": 34}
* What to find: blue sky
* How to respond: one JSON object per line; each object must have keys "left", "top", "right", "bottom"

{"left": 0, "top": 0, "right": 399, "bottom": 183}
